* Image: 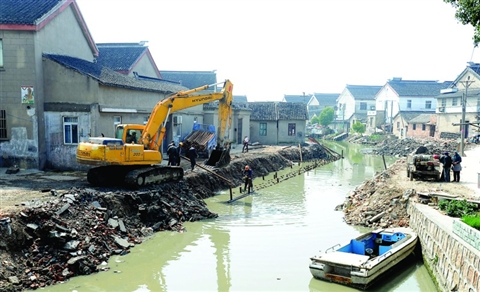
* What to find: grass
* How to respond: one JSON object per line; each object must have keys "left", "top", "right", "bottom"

{"left": 462, "top": 214, "right": 480, "bottom": 229}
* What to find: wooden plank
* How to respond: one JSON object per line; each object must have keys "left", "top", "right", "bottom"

{"left": 226, "top": 192, "right": 255, "bottom": 203}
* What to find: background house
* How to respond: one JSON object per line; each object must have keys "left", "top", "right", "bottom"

{"left": 96, "top": 42, "right": 161, "bottom": 78}
{"left": 374, "top": 78, "right": 451, "bottom": 134}
{"left": 310, "top": 93, "right": 339, "bottom": 119}
{"left": 391, "top": 111, "right": 426, "bottom": 139}
{"left": 249, "top": 102, "right": 308, "bottom": 145}
{"left": 436, "top": 63, "right": 480, "bottom": 139}
{"left": 336, "top": 85, "right": 382, "bottom": 133}
{"left": 405, "top": 113, "right": 436, "bottom": 138}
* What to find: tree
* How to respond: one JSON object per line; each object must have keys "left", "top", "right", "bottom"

{"left": 318, "top": 107, "right": 335, "bottom": 127}
{"left": 444, "top": 0, "right": 480, "bottom": 45}
{"left": 351, "top": 120, "right": 366, "bottom": 134}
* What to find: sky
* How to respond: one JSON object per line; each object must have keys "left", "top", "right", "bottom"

{"left": 76, "top": 0, "right": 479, "bottom": 101}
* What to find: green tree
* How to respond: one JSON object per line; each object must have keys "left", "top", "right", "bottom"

{"left": 318, "top": 107, "right": 335, "bottom": 127}
{"left": 351, "top": 121, "right": 366, "bottom": 134}
{"left": 444, "top": 0, "right": 480, "bottom": 45}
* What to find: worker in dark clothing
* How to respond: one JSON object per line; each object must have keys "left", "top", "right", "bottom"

{"left": 187, "top": 145, "right": 198, "bottom": 171}
{"left": 243, "top": 165, "right": 253, "bottom": 193}
{"left": 167, "top": 141, "right": 177, "bottom": 166}
{"left": 440, "top": 152, "right": 452, "bottom": 182}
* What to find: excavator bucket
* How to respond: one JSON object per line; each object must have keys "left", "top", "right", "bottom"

{"left": 206, "top": 148, "right": 231, "bottom": 167}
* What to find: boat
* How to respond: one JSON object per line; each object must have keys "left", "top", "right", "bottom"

{"left": 309, "top": 227, "right": 418, "bottom": 290}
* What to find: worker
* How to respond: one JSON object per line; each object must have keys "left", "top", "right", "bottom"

{"left": 187, "top": 145, "right": 198, "bottom": 171}
{"left": 243, "top": 165, "right": 253, "bottom": 193}
{"left": 167, "top": 141, "right": 177, "bottom": 166}
{"left": 176, "top": 142, "right": 183, "bottom": 166}
{"left": 242, "top": 136, "right": 249, "bottom": 153}
{"left": 128, "top": 131, "right": 137, "bottom": 144}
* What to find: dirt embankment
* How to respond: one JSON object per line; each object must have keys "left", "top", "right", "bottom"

{"left": 0, "top": 144, "right": 335, "bottom": 291}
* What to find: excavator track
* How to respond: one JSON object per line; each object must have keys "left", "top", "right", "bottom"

{"left": 87, "top": 165, "right": 184, "bottom": 188}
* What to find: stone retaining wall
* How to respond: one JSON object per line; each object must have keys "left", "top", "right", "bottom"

{"left": 408, "top": 203, "right": 480, "bottom": 292}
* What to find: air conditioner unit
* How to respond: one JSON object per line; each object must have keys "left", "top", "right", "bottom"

{"left": 173, "top": 116, "right": 183, "bottom": 125}
{"left": 438, "top": 107, "right": 445, "bottom": 113}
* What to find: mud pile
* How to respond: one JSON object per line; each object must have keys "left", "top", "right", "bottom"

{"left": 0, "top": 144, "right": 335, "bottom": 291}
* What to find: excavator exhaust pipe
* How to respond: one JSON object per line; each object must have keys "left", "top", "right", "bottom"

{"left": 206, "top": 148, "right": 231, "bottom": 167}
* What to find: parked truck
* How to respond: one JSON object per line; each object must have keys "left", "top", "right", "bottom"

{"left": 406, "top": 146, "right": 443, "bottom": 181}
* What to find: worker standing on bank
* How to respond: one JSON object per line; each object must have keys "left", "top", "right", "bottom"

{"left": 167, "top": 141, "right": 177, "bottom": 166}
{"left": 242, "top": 136, "right": 249, "bottom": 153}
{"left": 187, "top": 145, "right": 198, "bottom": 171}
{"left": 243, "top": 165, "right": 253, "bottom": 193}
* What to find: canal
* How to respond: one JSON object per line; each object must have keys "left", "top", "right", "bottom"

{"left": 43, "top": 142, "right": 437, "bottom": 292}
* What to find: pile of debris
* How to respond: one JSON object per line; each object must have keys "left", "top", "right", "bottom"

{"left": 373, "top": 137, "right": 459, "bottom": 157}
{"left": 0, "top": 185, "right": 217, "bottom": 291}
{"left": 338, "top": 159, "right": 414, "bottom": 228}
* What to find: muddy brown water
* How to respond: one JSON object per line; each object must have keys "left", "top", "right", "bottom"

{"left": 40, "top": 142, "right": 437, "bottom": 292}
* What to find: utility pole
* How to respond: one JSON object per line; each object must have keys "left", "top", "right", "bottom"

{"left": 459, "top": 76, "right": 474, "bottom": 156}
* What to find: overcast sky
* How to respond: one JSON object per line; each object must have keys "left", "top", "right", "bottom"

{"left": 76, "top": 0, "right": 478, "bottom": 101}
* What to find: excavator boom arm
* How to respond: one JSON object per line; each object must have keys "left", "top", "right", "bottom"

{"left": 140, "top": 80, "right": 233, "bottom": 151}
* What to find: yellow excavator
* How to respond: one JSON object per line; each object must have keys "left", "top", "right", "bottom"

{"left": 76, "top": 80, "right": 233, "bottom": 187}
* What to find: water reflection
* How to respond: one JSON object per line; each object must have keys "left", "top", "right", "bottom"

{"left": 42, "top": 142, "right": 436, "bottom": 292}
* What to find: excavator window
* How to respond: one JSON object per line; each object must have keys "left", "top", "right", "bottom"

{"left": 126, "top": 130, "right": 142, "bottom": 144}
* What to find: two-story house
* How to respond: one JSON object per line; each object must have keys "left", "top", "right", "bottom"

{"left": 374, "top": 77, "right": 451, "bottom": 136}
{"left": 336, "top": 85, "right": 382, "bottom": 132}
{"left": 436, "top": 62, "right": 480, "bottom": 139}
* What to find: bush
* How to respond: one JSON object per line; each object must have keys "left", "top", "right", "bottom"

{"left": 438, "top": 199, "right": 477, "bottom": 217}
{"left": 369, "top": 134, "right": 385, "bottom": 142}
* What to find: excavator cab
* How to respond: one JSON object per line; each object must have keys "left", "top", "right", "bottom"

{"left": 206, "top": 144, "right": 231, "bottom": 167}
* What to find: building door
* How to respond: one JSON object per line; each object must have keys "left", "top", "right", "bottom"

{"left": 237, "top": 118, "right": 243, "bottom": 145}
{"left": 429, "top": 125, "right": 435, "bottom": 137}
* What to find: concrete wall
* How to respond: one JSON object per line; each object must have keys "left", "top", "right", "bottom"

{"left": 408, "top": 203, "right": 480, "bottom": 292}
{"left": 250, "top": 120, "right": 277, "bottom": 145}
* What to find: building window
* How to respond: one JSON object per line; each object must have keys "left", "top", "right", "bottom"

{"left": 63, "top": 117, "right": 78, "bottom": 144}
{"left": 452, "top": 98, "right": 458, "bottom": 106}
{"left": 259, "top": 123, "right": 267, "bottom": 136}
{"left": 425, "top": 101, "right": 432, "bottom": 109}
{"left": 422, "top": 124, "right": 426, "bottom": 131}
{"left": 441, "top": 98, "right": 446, "bottom": 107}
{"left": 0, "top": 109, "right": 6, "bottom": 139}
{"left": 288, "top": 123, "right": 296, "bottom": 136}
{"left": 407, "top": 100, "right": 412, "bottom": 109}
{"left": 114, "top": 116, "right": 121, "bottom": 132}
{"left": 360, "top": 102, "right": 367, "bottom": 110}
{"left": 412, "top": 124, "right": 416, "bottom": 130}
{"left": 0, "top": 39, "right": 3, "bottom": 67}
{"left": 396, "top": 121, "right": 400, "bottom": 129}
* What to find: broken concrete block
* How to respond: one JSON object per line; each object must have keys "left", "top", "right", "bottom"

{"left": 55, "top": 203, "right": 71, "bottom": 216}
{"left": 108, "top": 218, "right": 119, "bottom": 229}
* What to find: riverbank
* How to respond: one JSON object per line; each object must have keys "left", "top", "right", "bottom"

{"left": 340, "top": 138, "right": 480, "bottom": 227}
{"left": 0, "top": 144, "right": 336, "bottom": 291}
